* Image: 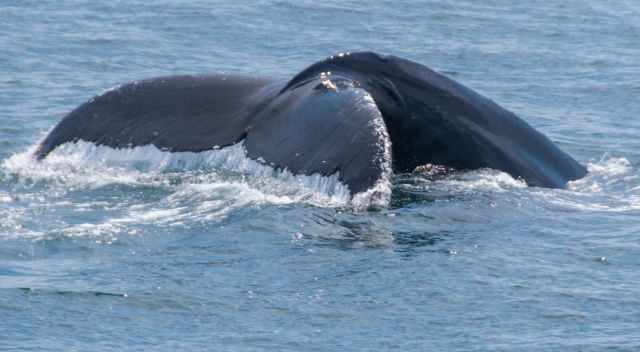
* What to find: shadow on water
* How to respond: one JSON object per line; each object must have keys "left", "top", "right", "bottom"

{"left": 16, "top": 287, "right": 128, "bottom": 298}
{"left": 307, "top": 206, "right": 454, "bottom": 255}
{"left": 296, "top": 168, "right": 511, "bottom": 255}
{"left": 389, "top": 170, "right": 472, "bottom": 208}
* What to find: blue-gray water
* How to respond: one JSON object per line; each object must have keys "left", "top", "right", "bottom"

{"left": 2, "top": 1, "right": 640, "bottom": 351}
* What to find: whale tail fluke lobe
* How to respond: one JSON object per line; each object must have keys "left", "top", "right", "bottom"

{"left": 35, "top": 75, "right": 273, "bottom": 160}
{"left": 283, "top": 52, "right": 587, "bottom": 188}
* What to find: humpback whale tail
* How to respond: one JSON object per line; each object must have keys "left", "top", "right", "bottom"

{"left": 35, "top": 52, "right": 587, "bottom": 202}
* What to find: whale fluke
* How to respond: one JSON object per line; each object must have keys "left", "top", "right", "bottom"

{"left": 35, "top": 52, "right": 587, "bottom": 198}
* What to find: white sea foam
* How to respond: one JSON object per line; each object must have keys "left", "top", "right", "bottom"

{"left": 4, "top": 141, "right": 355, "bottom": 202}
{"left": 439, "top": 169, "right": 527, "bottom": 192}
{"left": 568, "top": 157, "right": 635, "bottom": 193}
{"left": 2, "top": 133, "right": 395, "bottom": 212}
{"left": 401, "top": 168, "right": 527, "bottom": 197}
{"left": 541, "top": 156, "right": 640, "bottom": 212}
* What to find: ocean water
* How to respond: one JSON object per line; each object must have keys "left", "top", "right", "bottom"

{"left": 2, "top": 1, "right": 640, "bottom": 350}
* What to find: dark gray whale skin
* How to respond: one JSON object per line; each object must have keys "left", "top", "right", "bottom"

{"left": 35, "top": 52, "right": 587, "bottom": 195}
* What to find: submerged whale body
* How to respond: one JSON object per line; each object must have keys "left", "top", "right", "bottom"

{"left": 36, "top": 52, "right": 587, "bottom": 198}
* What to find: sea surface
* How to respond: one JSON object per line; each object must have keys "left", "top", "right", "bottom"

{"left": 2, "top": 1, "right": 640, "bottom": 351}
